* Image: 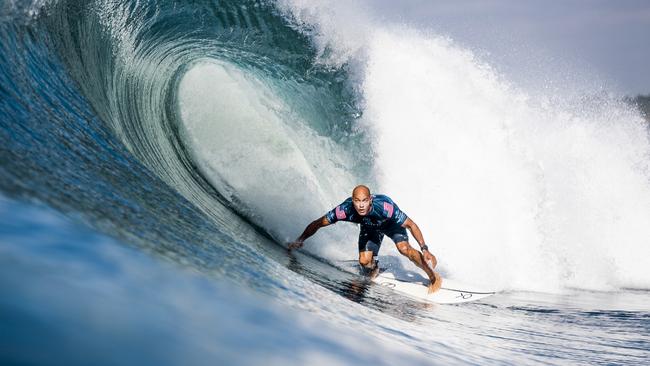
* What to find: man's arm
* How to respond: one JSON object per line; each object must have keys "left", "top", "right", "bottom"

{"left": 402, "top": 217, "right": 437, "bottom": 268}
{"left": 288, "top": 216, "right": 331, "bottom": 250}
{"left": 402, "top": 218, "right": 425, "bottom": 247}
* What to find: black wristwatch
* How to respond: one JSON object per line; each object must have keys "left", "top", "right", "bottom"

{"left": 421, "top": 244, "right": 428, "bottom": 252}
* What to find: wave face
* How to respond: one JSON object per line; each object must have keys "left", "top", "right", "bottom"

{"left": 49, "top": 0, "right": 368, "bottom": 242}
{"left": 2, "top": 0, "right": 368, "bottom": 256}
{"left": 2, "top": 0, "right": 650, "bottom": 364}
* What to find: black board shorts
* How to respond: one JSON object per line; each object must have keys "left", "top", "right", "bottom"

{"left": 358, "top": 223, "right": 408, "bottom": 256}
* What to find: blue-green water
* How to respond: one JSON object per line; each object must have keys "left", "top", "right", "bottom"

{"left": 2, "top": 0, "right": 650, "bottom": 364}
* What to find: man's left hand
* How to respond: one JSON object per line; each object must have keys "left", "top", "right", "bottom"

{"left": 422, "top": 249, "right": 437, "bottom": 270}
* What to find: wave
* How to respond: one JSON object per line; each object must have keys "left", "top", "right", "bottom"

{"left": 47, "top": 0, "right": 369, "bottom": 240}
{"left": 1, "top": 0, "right": 650, "bottom": 294}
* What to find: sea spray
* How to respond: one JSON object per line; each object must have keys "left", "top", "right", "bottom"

{"left": 279, "top": 0, "right": 650, "bottom": 292}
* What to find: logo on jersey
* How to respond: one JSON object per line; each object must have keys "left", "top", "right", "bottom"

{"left": 335, "top": 206, "right": 346, "bottom": 220}
{"left": 383, "top": 202, "right": 394, "bottom": 218}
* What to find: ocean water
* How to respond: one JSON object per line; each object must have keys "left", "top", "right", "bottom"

{"left": 1, "top": 0, "right": 650, "bottom": 364}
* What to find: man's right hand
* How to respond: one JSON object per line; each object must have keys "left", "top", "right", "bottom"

{"left": 288, "top": 217, "right": 330, "bottom": 252}
{"left": 287, "top": 240, "right": 304, "bottom": 251}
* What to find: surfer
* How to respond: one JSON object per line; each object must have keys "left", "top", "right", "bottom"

{"left": 288, "top": 185, "right": 442, "bottom": 293}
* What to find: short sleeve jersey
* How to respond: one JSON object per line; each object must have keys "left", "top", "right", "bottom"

{"left": 325, "top": 194, "right": 408, "bottom": 229}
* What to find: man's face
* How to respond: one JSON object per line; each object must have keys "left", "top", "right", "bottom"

{"left": 352, "top": 190, "right": 372, "bottom": 216}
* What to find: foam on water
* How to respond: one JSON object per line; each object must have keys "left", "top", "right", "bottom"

{"left": 279, "top": 0, "right": 650, "bottom": 292}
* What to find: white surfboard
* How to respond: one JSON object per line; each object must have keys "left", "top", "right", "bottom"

{"left": 373, "top": 271, "right": 496, "bottom": 304}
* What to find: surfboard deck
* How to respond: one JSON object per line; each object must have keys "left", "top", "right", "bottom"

{"left": 373, "top": 271, "right": 496, "bottom": 304}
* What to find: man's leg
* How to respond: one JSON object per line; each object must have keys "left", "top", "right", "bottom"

{"left": 358, "top": 250, "right": 380, "bottom": 279}
{"left": 358, "top": 250, "right": 375, "bottom": 268}
{"left": 358, "top": 226, "right": 382, "bottom": 278}
{"left": 395, "top": 241, "right": 442, "bottom": 292}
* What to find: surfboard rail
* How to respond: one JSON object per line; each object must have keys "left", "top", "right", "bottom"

{"left": 373, "top": 272, "right": 496, "bottom": 304}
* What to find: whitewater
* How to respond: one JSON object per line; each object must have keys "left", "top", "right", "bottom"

{"left": 1, "top": 0, "right": 649, "bottom": 364}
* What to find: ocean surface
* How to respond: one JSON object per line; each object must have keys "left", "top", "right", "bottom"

{"left": 1, "top": 0, "right": 650, "bottom": 364}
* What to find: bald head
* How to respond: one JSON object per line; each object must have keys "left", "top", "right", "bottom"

{"left": 352, "top": 185, "right": 372, "bottom": 216}
{"left": 352, "top": 185, "right": 370, "bottom": 198}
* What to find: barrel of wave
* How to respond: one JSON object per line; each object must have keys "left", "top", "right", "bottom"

{"left": 177, "top": 60, "right": 356, "bottom": 251}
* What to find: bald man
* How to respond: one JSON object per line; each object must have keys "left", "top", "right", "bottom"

{"left": 288, "top": 185, "right": 442, "bottom": 293}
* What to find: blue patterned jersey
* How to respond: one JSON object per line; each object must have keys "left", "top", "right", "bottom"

{"left": 325, "top": 194, "right": 408, "bottom": 228}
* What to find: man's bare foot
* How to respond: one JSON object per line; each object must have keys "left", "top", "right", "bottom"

{"left": 360, "top": 260, "right": 380, "bottom": 279}
{"left": 427, "top": 272, "right": 443, "bottom": 293}
{"left": 369, "top": 264, "right": 380, "bottom": 280}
